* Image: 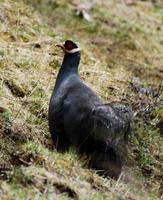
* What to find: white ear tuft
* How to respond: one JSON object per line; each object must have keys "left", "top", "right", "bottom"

{"left": 65, "top": 47, "right": 80, "bottom": 54}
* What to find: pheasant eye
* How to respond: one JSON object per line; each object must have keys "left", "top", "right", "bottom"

{"left": 64, "top": 41, "right": 74, "bottom": 51}
{"left": 64, "top": 40, "right": 78, "bottom": 51}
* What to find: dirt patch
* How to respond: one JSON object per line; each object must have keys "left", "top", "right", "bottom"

{"left": 4, "top": 79, "right": 26, "bottom": 98}
{"left": 54, "top": 182, "right": 78, "bottom": 200}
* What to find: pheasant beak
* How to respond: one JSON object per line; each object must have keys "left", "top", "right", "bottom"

{"left": 56, "top": 43, "right": 65, "bottom": 49}
{"left": 56, "top": 43, "right": 80, "bottom": 53}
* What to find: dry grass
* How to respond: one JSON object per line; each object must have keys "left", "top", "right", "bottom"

{"left": 0, "top": 0, "right": 163, "bottom": 199}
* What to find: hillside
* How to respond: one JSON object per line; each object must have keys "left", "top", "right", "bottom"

{"left": 0, "top": 0, "right": 163, "bottom": 199}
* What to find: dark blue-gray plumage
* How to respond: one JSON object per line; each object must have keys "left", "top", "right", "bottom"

{"left": 48, "top": 40, "right": 132, "bottom": 178}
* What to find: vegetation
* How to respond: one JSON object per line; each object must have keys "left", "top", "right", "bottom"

{"left": 0, "top": 0, "right": 162, "bottom": 199}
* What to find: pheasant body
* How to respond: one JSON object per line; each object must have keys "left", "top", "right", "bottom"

{"left": 48, "top": 40, "right": 132, "bottom": 177}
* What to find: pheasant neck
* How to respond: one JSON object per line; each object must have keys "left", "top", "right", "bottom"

{"left": 54, "top": 51, "right": 80, "bottom": 90}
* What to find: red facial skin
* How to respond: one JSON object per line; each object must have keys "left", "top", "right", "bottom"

{"left": 56, "top": 40, "right": 78, "bottom": 52}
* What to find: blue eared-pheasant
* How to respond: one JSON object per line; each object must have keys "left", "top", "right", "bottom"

{"left": 48, "top": 40, "right": 132, "bottom": 178}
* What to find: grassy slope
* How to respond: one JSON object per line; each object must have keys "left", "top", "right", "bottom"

{"left": 0, "top": 0, "right": 163, "bottom": 199}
